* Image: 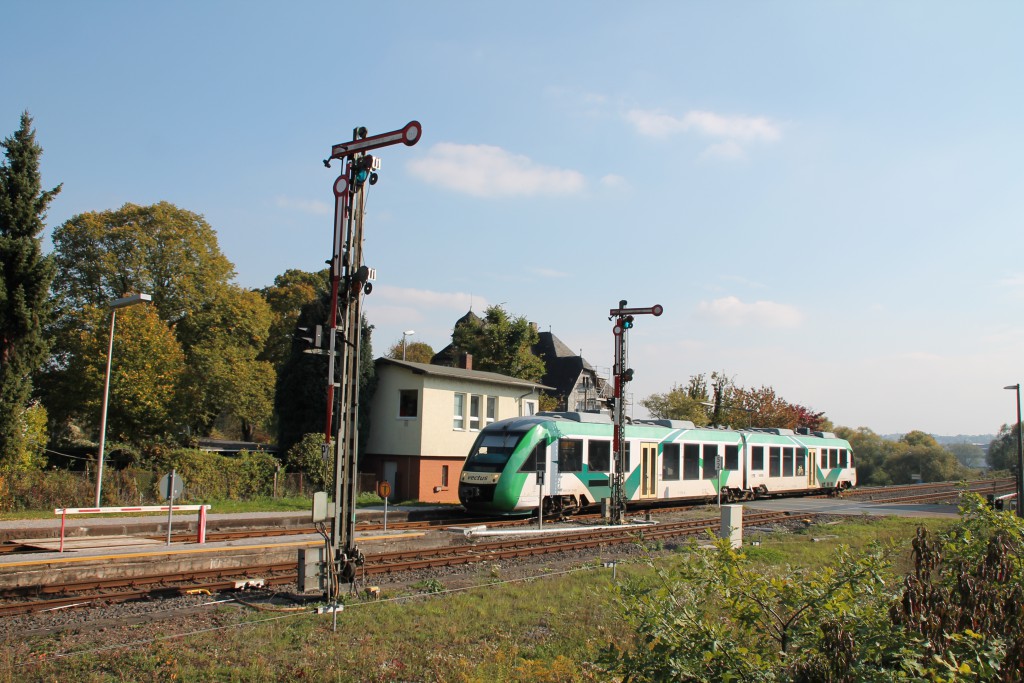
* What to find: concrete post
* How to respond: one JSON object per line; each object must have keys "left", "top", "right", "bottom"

{"left": 720, "top": 504, "right": 743, "bottom": 549}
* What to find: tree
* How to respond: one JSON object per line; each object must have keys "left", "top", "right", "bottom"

{"left": 946, "top": 441, "right": 986, "bottom": 469}
{"left": 258, "top": 268, "right": 330, "bottom": 372}
{"left": 50, "top": 202, "right": 234, "bottom": 325}
{"left": 385, "top": 339, "right": 434, "bottom": 364}
{"left": 47, "top": 304, "right": 186, "bottom": 444}
{"left": 176, "top": 285, "right": 275, "bottom": 440}
{"left": 834, "top": 426, "right": 896, "bottom": 486}
{"left": 0, "top": 112, "right": 60, "bottom": 463}
{"left": 988, "top": 423, "right": 1020, "bottom": 473}
{"left": 448, "top": 305, "right": 544, "bottom": 381}
{"left": 639, "top": 382, "right": 711, "bottom": 426}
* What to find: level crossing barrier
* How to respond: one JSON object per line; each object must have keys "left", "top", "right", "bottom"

{"left": 53, "top": 505, "right": 211, "bottom": 552}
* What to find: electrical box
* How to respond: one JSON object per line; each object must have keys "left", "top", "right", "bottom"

{"left": 312, "top": 491, "right": 329, "bottom": 523}
{"left": 297, "top": 547, "right": 326, "bottom": 593}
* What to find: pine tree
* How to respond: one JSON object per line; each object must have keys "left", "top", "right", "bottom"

{"left": 0, "top": 112, "right": 61, "bottom": 462}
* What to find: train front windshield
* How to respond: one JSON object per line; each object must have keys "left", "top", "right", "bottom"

{"left": 462, "top": 429, "right": 528, "bottom": 473}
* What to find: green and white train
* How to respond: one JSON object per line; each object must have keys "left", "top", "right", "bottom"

{"left": 458, "top": 411, "right": 856, "bottom": 515}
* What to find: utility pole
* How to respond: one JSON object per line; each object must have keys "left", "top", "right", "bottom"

{"left": 323, "top": 121, "right": 421, "bottom": 583}
{"left": 608, "top": 300, "right": 663, "bottom": 525}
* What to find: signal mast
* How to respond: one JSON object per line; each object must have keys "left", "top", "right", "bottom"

{"left": 320, "top": 121, "right": 421, "bottom": 585}
{"left": 608, "top": 300, "right": 663, "bottom": 525}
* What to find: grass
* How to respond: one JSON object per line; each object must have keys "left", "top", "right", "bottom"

{"left": 0, "top": 514, "right": 953, "bottom": 682}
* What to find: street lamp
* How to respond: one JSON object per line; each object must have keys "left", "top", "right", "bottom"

{"left": 1004, "top": 384, "right": 1024, "bottom": 519}
{"left": 94, "top": 293, "right": 152, "bottom": 507}
{"left": 402, "top": 330, "right": 415, "bottom": 361}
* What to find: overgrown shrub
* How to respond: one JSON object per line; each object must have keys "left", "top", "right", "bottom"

{"left": 140, "top": 447, "right": 281, "bottom": 501}
{"left": 285, "top": 432, "right": 332, "bottom": 491}
{"left": 0, "top": 467, "right": 147, "bottom": 512}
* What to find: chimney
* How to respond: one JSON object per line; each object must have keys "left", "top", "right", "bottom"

{"left": 462, "top": 353, "right": 473, "bottom": 370}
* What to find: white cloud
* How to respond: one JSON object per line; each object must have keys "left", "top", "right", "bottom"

{"left": 274, "top": 196, "right": 332, "bottom": 216}
{"left": 696, "top": 296, "right": 803, "bottom": 327}
{"left": 599, "top": 174, "right": 630, "bottom": 190}
{"left": 700, "top": 140, "right": 746, "bottom": 162}
{"left": 407, "top": 143, "right": 586, "bottom": 197}
{"left": 625, "top": 108, "right": 781, "bottom": 142}
{"left": 999, "top": 273, "right": 1024, "bottom": 293}
{"left": 372, "top": 284, "right": 486, "bottom": 311}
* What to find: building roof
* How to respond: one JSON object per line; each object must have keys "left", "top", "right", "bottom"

{"left": 376, "top": 357, "right": 553, "bottom": 392}
{"left": 532, "top": 331, "right": 610, "bottom": 398}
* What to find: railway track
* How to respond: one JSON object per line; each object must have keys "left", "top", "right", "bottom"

{"left": 0, "top": 510, "right": 797, "bottom": 616}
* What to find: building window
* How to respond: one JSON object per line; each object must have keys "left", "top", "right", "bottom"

{"left": 662, "top": 443, "right": 680, "bottom": 481}
{"left": 589, "top": 440, "right": 611, "bottom": 472}
{"left": 441, "top": 465, "right": 449, "bottom": 488}
{"left": 486, "top": 396, "right": 496, "bottom": 424}
{"left": 523, "top": 400, "right": 537, "bottom": 416}
{"left": 469, "top": 394, "right": 482, "bottom": 430}
{"left": 751, "top": 446, "right": 764, "bottom": 471}
{"left": 453, "top": 393, "right": 465, "bottom": 430}
{"left": 559, "top": 439, "right": 583, "bottom": 472}
{"left": 399, "top": 389, "right": 418, "bottom": 418}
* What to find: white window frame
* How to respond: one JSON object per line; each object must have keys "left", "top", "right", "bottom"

{"left": 453, "top": 393, "right": 465, "bottom": 430}
{"left": 523, "top": 400, "right": 537, "bottom": 416}
{"left": 486, "top": 396, "right": 496, "bottom": 425}
{"left": 469, "top": 394, "right": 482, "bottom": 431}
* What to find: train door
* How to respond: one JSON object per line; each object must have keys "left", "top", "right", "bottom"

{"left": 640, "top": 443, "right": 658, "bottom": 499}
{"left": 807, "top": 449, "right": 817, "bottom": 486}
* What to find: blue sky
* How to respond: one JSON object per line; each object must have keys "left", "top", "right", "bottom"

{"left": 4, "top": 2, "right": 1023, "bottom": 436}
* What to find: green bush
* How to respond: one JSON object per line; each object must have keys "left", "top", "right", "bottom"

{"left": 285, "top": 433, "right": 332, "bottom": 491}
{"left": 140, "top": 447, "right": 281, "bottom": 502}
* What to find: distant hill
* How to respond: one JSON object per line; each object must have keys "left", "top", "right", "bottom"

{"left": 883, "top": 433, "right": 995, "bottom": 446}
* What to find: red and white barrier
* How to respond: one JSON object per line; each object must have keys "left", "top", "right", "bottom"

{"left": 54, "top": 505, "right": 211, "bottom": 552}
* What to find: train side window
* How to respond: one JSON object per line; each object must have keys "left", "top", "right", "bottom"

{"left": 820, "top": 449, "right": 828, "bottom": 469}
{"left": 796, "top": 449, "right": 806, "bottom": 476}
{"left": 725, "top": 445, "right": 739, "bottom": 470}
{"left": 703, "top": 444, "right": 718, "bottom": 479}
{"left": 621, "top": 442, "right": 631, "bottom": 471}
{"left": 751, "top": 446, "right": 764, "bottom": 471}
{"left": 662, "top": 443, "right": 680, "bottom": 480}
{"left": 589, "top": 440, "right": 611, "bottom": 472}
{"left": 839, "top": 448, "right": 848, "bottom": 468}
{"left": 559, "top": 439, "right": 583, "bottom": 472}
{"left": 829, "top": 448, "right": 838, "bottom": 469}
{"left": 683, "top": 443, "right": 701, "bottom": 479}
{"left": 848, "top": 450, "right": 854, "bottom": 468}
{"left": 769, "top": 447, "right": 781, "bottom": 477}
{"left": 782, "top": 447, "right": 794, "bottom": 477}
{"left": 519, "top": 442, "right": 547, "bottom": 472}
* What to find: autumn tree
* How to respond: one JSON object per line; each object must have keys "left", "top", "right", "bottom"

{"left": 639, "top": 381, "right": 711, "bottom": 426}
{"left": 385, "top": 339, "right": 434, "bottom": 364}
{"left": 176, "top": 286, "right": 275, "bottom": 441}
{"left": 0, "top": 112, "right": 60, "bottom": 465}
{"left": 447, "top": 305, "right": 544, "bottom": 381}
{"left": 45, "top": 202, "right": 268, "bottom": 443}
{"left": 258, "top": 268, "right": 329, "bottom": 372}
{"left": 46, "top": 304, "right": 185, "bottom": 444}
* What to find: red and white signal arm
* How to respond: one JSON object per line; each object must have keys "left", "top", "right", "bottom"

{"left": 377, "top": 481, "right": 392, "bottom": 499}
{"left": 330, "top": 121, "right": 422, "bottom": 160}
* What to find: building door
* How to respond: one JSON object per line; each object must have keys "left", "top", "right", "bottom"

{"left": 640, "top": 443, "right": 658, "bottom": 499}
{"left": 383, "top": 461, "right": 398, "bottom": 498}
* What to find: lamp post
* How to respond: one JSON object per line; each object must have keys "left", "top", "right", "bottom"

{"left": 94, "top": 293, "right": 152, "bottom": 507}
{"left": 402, "top": 330, "right": 415, "bottom": 361}
{"left": 1004, "top": 384, "right": 1024, "bottom": 519}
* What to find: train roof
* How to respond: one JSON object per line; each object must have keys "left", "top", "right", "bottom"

{"left": 498, "top": 411, "right": 851, "bottom": 447}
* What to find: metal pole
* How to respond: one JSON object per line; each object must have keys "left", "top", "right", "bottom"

{"left": 1016, "top": 385, "right": 1023, "bottom": 519}
{"left": 166, "top": 469, "right": 176, "bottom": 545}
{"left": 94, "top": 309, "right": 117, "bottom": 507}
